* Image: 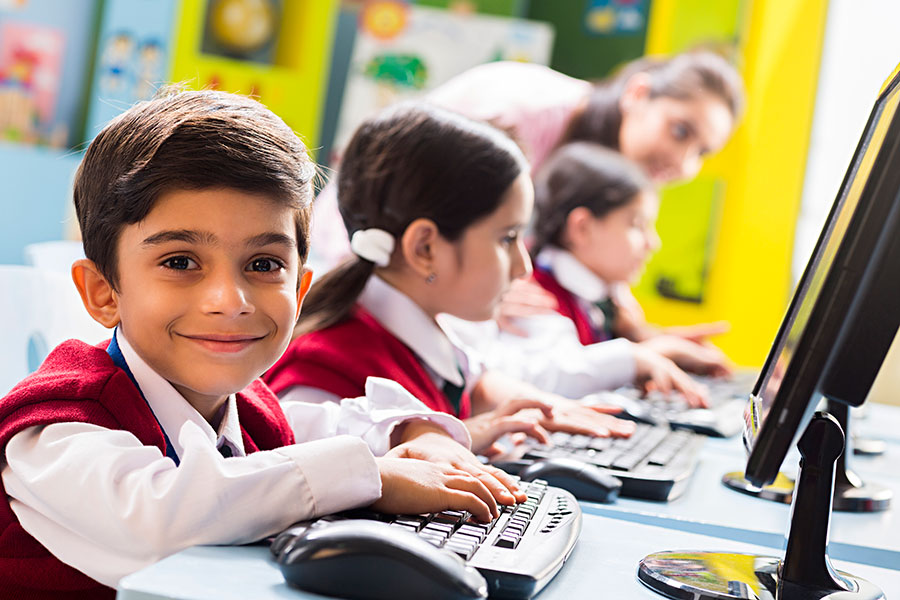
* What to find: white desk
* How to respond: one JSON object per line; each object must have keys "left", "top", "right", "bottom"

{"left": 115, "top": 513, "right": 900, "bottom": 600}
{"left": 584, "top": 431, "right": 900, "bottom": 569}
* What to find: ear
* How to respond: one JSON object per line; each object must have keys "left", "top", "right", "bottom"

{"left": 619, "top": 72, "right": 652, "bottom": 113}
{"left": 398, "top": 218, "right": 440, "bottom": 279}
{"left": 295, "top": 268, "right": 313, "bottom": 319}
{"left": 564, "top": 206, "right": 596, "bottom": 251}
{"left": 71, "top": 259, "right": 120, "bottom": 328}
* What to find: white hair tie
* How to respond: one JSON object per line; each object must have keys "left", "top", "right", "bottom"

{"left": 350, "top": 228, "right": 395, "bottom": 267}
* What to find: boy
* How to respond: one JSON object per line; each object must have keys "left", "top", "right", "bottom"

{"left": 0, "top": 89, "right": 522, "bottom": 599}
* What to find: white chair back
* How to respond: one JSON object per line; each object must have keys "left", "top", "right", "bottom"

{"left": 22, "top": 240, "right": 86, "bottom": 275}
{"left": 0, "top": 265, "right": 109, "bottom": 396}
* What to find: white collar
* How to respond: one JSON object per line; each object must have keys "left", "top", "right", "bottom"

{"left": 535, "top": 246, "right": 612, "bottom": 303}
{"left": 358, "top": 275, "right": 465, "bottom": 387}
{"left": 115, "top": 328, "right": 246, "bottom": 458}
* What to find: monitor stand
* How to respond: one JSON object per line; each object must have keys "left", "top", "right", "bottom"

{"left": 721, "top": 399, "right": 892, "bottom": 512}
{"left": 638, "top": 412, "right": 885, "bottom": 599}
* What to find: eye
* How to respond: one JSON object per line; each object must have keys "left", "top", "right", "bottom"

{"left": 247, "top": 257, "right": 285, "bottom": 272}
{"left": 162, "top": 256, "right": 198, "bottom": 270}
{"left": 671, "top": 122, "right": 690, "bottom": 141}
{"left": 501, "top": 232, "right": 519, "bottom": 247}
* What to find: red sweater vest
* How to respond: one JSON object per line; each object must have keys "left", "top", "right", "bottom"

{"left": 0, "top": 339, "right": 295, "bottom": 600}
{"left": 265, "top": 307, "right": 472, "bottom": 419}
{"left": 531, "top": 267, "right": 602, "bottom": 346}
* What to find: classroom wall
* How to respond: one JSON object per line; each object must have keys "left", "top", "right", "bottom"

{"left": 799, "top": 0, "right": 900, "bottom": 408}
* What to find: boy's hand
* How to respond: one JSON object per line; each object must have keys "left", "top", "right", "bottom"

{"left": 390, "top": 421, "right": 526, "bottom": 503}
{"left": 372, "top": 457, "right": 499, "bottom": 523}
{"left": 640, "top": 334, "right": 733, "bottom": 378}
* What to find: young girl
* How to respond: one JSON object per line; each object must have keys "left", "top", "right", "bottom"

{"left": 265, "top": 104, "right": 634, "bottom": 455}
{"left": 527, "top": 142, "right": 731, "bottom": 391}
{"left": 309, "top": 50, "right": 744, "bottom": 272}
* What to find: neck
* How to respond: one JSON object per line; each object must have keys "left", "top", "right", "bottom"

{"left": 170, "top": 383, "right": 229, "bottom": 426}
{"left": 375, "top": 269, "right": 440, "bottom": 322}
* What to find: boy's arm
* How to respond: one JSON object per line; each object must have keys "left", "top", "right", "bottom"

{"left": 2, "top": 421, "right": 382, "bottom": 587}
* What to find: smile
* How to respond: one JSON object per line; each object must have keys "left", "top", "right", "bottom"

{"left": 178, "top": 333, "right": 266, "bottom": 354}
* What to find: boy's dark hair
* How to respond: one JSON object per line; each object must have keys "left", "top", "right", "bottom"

{"left": 563, "top": 50, "right": 745, "bottom": 150}
{"left": 532, "top": 142, "right": 651, "bottom": 255}
{"left": 74, "top": 88, "right": 315, "bottom": 289}
{"left": 298, "top": 102, "right": 528, "bottom": 334}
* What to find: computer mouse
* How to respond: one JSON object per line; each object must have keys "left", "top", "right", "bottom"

{"left": 273, "top": 519, "right": 488, "bottom": 600}
{"left": 518, "top": 457, "right": 622, "bottom": 503}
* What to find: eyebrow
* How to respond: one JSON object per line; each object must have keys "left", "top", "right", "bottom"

{"left": 141, "top": 230, "right": 296, "bottom": 249}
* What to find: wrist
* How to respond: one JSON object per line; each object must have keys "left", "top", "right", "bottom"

{"left": 392, "top": 418, "right": 450, "bottom": 446}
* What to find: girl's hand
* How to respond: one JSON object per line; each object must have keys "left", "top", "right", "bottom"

{"left": 526, "top": 396, "right": 636, "bottom": 438}
{"left": 463, "top": 398, "right": 554, "bottom": 459}
{"left": 388, "top": 421, "right": 527, "bottom": 503}
{"left": 494, "top": 278, "right": 559, "bottom": 337}
{"left": 640, "top": 334, "right": 733, "bottom": 378}
{"left": 632, "top": 344, "right": 709, "bottom": 407}
{"left": 663, "top": 320, "right": 730, "bottom": 343}
{"left": 372, "top": 457, "right": 499, "bottom": 523}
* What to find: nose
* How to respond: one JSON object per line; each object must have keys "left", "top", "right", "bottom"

{"left": 511, "top": 239, "right": 532, "bottom": 280}
{"left": 647, "top": 226, "right": 662, "bottom": 252}
{"left": 676, "top": 146, "right": 703, "bottom": 181}
{"left": 199, "top": 266, "right": 255, "bottom": 317}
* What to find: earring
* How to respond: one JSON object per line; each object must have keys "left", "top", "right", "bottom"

{"left": 425, "top": 272, "right": 437, "bottom": 284}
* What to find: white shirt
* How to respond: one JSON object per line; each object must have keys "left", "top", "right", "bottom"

{"left": 441, "top": 248, "right": 638, "bottom": 398}
{"left": 1, "top": 329, "right": 468, "bottom": 587}
{"left": 281, "top": 275, "right": 486, "bottom": 414}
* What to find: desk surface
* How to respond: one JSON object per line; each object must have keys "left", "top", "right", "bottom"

{"left": 583, "top": 403, "right": 900, "bottom": 569}
{"left": 116, "top": 512, "right": 900, "bottom": 600}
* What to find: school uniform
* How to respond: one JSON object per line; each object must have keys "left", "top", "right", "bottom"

{"left": 0, "top": 328, "right": 468, "bottom": 597}
{"left": 441, "top": 247, "right": 637, "bottom": 399}
{"left": 266, "top": 274, "right": 484, "bottom": 419}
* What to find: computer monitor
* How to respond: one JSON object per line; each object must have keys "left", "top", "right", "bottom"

{"left": 638, "top": 65, "right": 900, "bottom": 600}
{"left": 744, "top": 64, "right": 900, "bottom": 490}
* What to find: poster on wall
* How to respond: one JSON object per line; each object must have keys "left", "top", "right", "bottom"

{"left": 0, "top": 21, "right": 65, "bottom": 146}
{"left": 331, "top": 2, "right": 554, "bottom": 162}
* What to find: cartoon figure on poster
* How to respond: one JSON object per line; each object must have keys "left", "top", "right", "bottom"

{"left": 133, "top": 39, "right": 165, "bottom": 102}
{"left": 584, "top": 0, "right": 648, "bottom": 36}
{"left": 99, "top": 32, "right": 135, "bottom": 95}
{"left": 332, "top": 3, "right": 553, "bottom": 162}
{"left": 0, "top": 21, "right": 65, "bottom": 146}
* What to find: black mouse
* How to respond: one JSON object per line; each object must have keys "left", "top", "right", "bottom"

{"left": 272, "top": 519, "right": 488, "bottom": 600}
{"left": 518, "top": 457, "right": 622, "bottom": 503}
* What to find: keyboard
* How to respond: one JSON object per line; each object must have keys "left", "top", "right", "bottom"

{"left": 497, "top": 425, "right": 705, "bottom": 501}
{"left": 605, "top": 371, "right": 757, "bottom": 438}
{"left": 271, "top": 479, "right": 581, "bottom": 599}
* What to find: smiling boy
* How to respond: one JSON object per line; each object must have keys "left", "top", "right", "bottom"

{"left": 0, "top": 89, "right": 520, "bottom": 599}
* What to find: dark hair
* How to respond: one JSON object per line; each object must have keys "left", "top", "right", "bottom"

{"left": 74, "top": 87, "right": 315, "bottom": 290}
{"left": 564, "top": 50, "right": 745, "bottom": 149}
{"left": 532, "top": 142, "right": 651, "bottom": 255}
{"left": 299, "top": 102, "right": 528, "bottom": 334}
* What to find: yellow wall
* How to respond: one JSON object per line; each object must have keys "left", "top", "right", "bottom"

{"left": 638, "top": 0, "right": 829, "bottom": 367}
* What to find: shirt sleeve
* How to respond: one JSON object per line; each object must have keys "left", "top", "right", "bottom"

{"left": 443, "top": 313, "right": 638, "bottom": 398}
{"left": 2, "top": 421, "right": 381, "bottom": 587}
{"left": 279, "top": 377, "right": 472, "bottom": 456}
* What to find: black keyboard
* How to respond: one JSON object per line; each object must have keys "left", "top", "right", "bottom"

{"left": 606, "top": 372, "right": 757, "bottom": 438}
{"left": 271, "top": 479, "right": 581, "bottom": 599}
{"left": 499, "top": 424, "right": 704, "bottom": 501}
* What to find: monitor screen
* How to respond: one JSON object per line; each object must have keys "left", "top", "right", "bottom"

{"left": 743, "top": 68, "right": 900, "bottom": 488}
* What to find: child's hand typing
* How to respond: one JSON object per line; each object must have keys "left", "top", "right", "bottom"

{"left": 389, "top": 419, "right": 527, "bottom": 504}
{"left": 632, "top": 343, "right": 709, "bottom": 407}
{"left": 371, "top": 457, "right": 499, "bottom": 523}
{"left": 639, "top": 334, "right": 733, "bottom": 378}
{"left": 463, "top": 397, "right": 553, "bottom": 458}
{"left": 527, "top": 395, "right": 636, "bottom": 438}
